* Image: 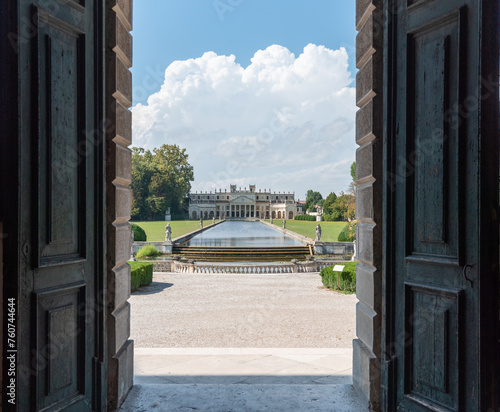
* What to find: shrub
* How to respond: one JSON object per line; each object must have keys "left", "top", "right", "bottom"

{"left": 323, "top": 211, "right": 343, "bottom": 221}
{"left": 294, "top": 214, "right": 317, "bottom": 221}
{"left": 320, "top": 262, "right": 358, "bottom": 292}
{"left": 129, "top": 261, "right": 153, "bottom": 291}
{"left": 131, "top": 223, "right": 147, "bottom": 241}
{"left": 136, "top": 244, "right": 159, "bottom": 259}
{"left": 337, "top": 220, "right": 358, "bottom": 242}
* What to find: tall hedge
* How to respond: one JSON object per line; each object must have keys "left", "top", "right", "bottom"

{"left": 294, "top": 214, "right": 317, "bottom": 221}
{"left": 131, "top": 223, "right": 147, "bottom": 241}
{"left": 337, "top": 221, "right": 357, "bottom": 242}
{"left": 129, "top": 261, "right": 153, "bottom": 291}
{"left": 320, "top": 261, "right": 358, "bottom": 292}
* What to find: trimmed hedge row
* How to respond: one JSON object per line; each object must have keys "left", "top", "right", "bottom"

{"left": 131, "top": 223, "right": 147, "bottom": 241}
{"left": 337, "top": 221, "right": 357, "bottom": 242}
{"left": 320, "top": 261, "right": 358, "bottom": 293}
{"left": 294, "top": 214, "right": 317, "bottom": 221}
{"left": 129, "top": 261, "right": 153, "bottom": 291}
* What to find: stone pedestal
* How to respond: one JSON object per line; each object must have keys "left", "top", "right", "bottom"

{"left": 313, "top": 241, "right": 325, "bottom": 254}
{"left": 162, "top": 241, "right": 173, "bottom": 254}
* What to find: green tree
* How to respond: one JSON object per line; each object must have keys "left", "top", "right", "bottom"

{"left": 350, "top": 161, "right": 356, "bottom": 182}
{"left": 131, "top": 144, "right": 194, "bottom": 220}
{"left": 323, "top": 192, "right": 337, "bottom": 213}
{"left": 304, "top": 190, "right": 323, "bottom": 212}
{"left": 322, "top": 192, "right": 339, "bottom": 220}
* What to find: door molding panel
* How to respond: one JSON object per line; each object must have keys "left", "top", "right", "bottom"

{"left": 33, "top": 5, "right": 88, "bottom": 269}
{"left": 404, "top": 282, "right": 464, "bottom": 411}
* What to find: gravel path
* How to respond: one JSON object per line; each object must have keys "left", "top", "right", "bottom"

{"left": 129, "top": 272, "right": 357, "bottom": 348}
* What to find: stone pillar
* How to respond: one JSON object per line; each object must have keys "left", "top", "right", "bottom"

{"left": 353, "top": 0, "right": 383, "bottom": 411}
{"left": 105, "top": 0, "right": 134, "bottom": 408}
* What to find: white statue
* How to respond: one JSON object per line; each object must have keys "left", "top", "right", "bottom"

{"left": 165, "top": 223, "right": 172, "bottom": 242}
{"left": 315, "top": 224, "right": 322, "bottom": 241}
{"left": 282, "top": 219, "right": 286, "bottom": 229}
{"left": 212, "top": 216, "right": 215, "bottom": 224}
{"left": 130, "top": 229, "right": 136, "bottom": 261}
{"left": 270, "top": 216, "right": 273, "bottom": 224}
{"left": 352, "top": 240, "right": 357, "bottom": 261}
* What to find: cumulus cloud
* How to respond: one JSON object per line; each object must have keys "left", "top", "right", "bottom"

{"left": 132, "top": 44, "right": 357, "bottom": 198}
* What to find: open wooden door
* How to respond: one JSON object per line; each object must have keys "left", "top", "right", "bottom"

{"left": 1, "top": 0, "right": 106, "bottom": 410}
{"left": 383, "top": 0, "right": 499, "bottom": 410}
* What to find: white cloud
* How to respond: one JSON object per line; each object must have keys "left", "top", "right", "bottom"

{"left": 132, "top": 44, "right": 357, "bottom": 198}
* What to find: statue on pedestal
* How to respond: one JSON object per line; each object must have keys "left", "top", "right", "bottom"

{"left": 200, "top": 218, "right": 203, "bottom": 229}
{"left": 212, "top": 216, "right": 215, "bottom": 225}
{"left": 130, "top": 229, "right": 136, "bottom": 261}
{"left": 282, "top": 219, "right": 286, "bottom": 229}
{"left": 165, "top": 223, "right": 172, "bottom": 242}
{"left": 315, "top": 224, "right": 322, "bottom": 241}
{"left": 270, "top": 216, "right": 273, "bottom": 224}
{"left": 352, "top": 240, "right": 357, "bottom": 261}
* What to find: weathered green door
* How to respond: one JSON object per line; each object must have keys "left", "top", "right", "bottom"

{"left": 384, "top": 0, "right": 499, "bottom": 410}
{"left": 3, "top": 0, "right": 106, "bottom": 410}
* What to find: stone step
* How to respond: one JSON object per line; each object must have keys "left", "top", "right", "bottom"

{"left": 119, "top": 384, "right": 366, "bottom": 411}
{"left": 172, "top": 246, "right": 311, "bottom": 262}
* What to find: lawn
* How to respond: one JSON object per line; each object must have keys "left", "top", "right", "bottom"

{"left": 271, "top": 219, "right": 348, "bottom": 242}
{"left": 131, "top": 220, "right": 217, "bottom": 241}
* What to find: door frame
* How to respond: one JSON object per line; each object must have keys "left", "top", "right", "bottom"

{"left": 0, "top": 0, "right": 20, "bottom": 408}
{"left": 381, "top": 0, "right": 500, "bottom": 410}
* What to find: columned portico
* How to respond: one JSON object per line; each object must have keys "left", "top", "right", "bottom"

{"left": 189, "top": 185, "right": 302, "bottom": 219}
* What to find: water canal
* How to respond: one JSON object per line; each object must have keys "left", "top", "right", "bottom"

{"left": 183, "top": 220, "right": 304, "bottom": 247}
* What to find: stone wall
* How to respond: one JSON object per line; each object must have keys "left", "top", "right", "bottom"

{"left": 105, "top": 0, "right": 134, "bottom": 408}
{"left": 353, "top": 0, "right": 383, "bottom": 410}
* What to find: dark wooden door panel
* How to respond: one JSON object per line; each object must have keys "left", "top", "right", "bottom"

{"left": 387, "top": 0, "right": 498, "bottom": 411}
{"left": 35, "top": 5, "right": 87, "bottom": 267}
{"left": 13, "top": 0, "right": 103, "bottom": 410}
{"left": 406, "top": 9, "right": 464, "bottom": 265}
{"left": 34, "top": 283, "right": 86, "bottom": 410}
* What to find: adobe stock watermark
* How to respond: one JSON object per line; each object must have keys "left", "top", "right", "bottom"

{"left": 212, "top": 0, "right": 244, "bottom": 21}
{"left": 206, "top": 106, "right": 294, "bottom": 189}
{"left": 386, "top": 74, "right": 500, "bottom": 192}
{"left": 8, "top": 0, "right": 83, "bottom": 53}
{"left": 133, "top": 64, "right": 165, "bottom": 104}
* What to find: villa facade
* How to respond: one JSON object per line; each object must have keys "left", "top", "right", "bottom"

{"left": 189, "top": 184, "right": 304, "bottom": 220}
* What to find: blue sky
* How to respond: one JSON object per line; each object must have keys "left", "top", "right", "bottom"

{"left": 131, "top": 1, "right": 356, "bottom": 104}
{"left": 131, "top": 1, "right": 357, "bottom": 198}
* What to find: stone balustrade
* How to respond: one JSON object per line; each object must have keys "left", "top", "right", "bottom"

{"left": 149, "top": 260, "right": 341, "bottom": 274}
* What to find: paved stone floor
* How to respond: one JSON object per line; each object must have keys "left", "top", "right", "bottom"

{"left": 120, "top": 273, "right": 365, "bottom": 411}
{"left": 128, "top": 272, "right": 357, "bottom": 348}
{"left": 133, "top": 348, "right": 354, "bottom": 385}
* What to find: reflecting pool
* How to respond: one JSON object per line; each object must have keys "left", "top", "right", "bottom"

{"left": 183, "top": 221, "right": 304, "bottom": 247}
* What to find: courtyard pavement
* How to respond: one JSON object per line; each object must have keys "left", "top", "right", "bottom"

{"left": 120, "top": 272, "right": 363, "bottom": 411}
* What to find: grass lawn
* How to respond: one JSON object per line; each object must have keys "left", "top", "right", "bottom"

{"left": 271, "top": 219, "right": 348, "bottom": 242}
{"left": 131, "top": 220, "right": 217, "bottom": 241}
